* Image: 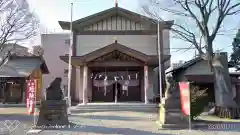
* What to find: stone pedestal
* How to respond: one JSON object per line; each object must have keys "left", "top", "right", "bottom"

{"left": 158, "top": 87, "right": 189, "bottom": 128}
{"left": 36, "top": 100, "right": 69, "bottom": 128}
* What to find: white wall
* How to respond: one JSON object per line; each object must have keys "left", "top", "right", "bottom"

{"left": 76, "top": 31, "right": 170, "bottom": 56}
{"left": 41, "top": 34, "right": 70, "bottom": 98}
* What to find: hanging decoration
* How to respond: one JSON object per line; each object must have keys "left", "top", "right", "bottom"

{"left": 103, "top": 80, "right": 108, "bottom": 96}
{"left": 122, "top": 80, "right": 129, "bottom": 96}
{"left": 136, "top": 72, "right": 139, "bottom": 79}
{"left": 121, "top": 69, "right": 129, "bottom": 96}
{"left": 94, "top": 75, "right": 97, "bottom": 80}
{"left": 103, "top": 73, "right": 108, "bottom": 96}
{"left": 93, "top": 74, "right": 101, "bottom": 91}
{"left": 92, "top": 69, "right": 140, "bottom": 97}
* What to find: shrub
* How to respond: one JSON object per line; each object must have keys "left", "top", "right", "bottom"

{"left": 190, "top": 85, "right": 209, "bottom": 120}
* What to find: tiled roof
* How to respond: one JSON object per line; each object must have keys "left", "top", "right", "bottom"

{"left": 166, "top": 57, "right": 202, "bottom": 73}
{"left": 167, "top": 56, "right": 235, "bottom": 74}
{"left": 0, "top": 56, "right": 48, "bottom": 77}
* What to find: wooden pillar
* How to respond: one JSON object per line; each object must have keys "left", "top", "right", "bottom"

{"left": 82, "top": 66, "right": 88, "bottom": 104}
{"left": 144, "top": 65, "right": 149, "bottom": 104}
{"left": 79, "top": 67, "right": 83, "bottom": 104}
{"left": 115, "top": 83, "right": 118, "bottom": 103}
{"left": 0, "top": 81, "right": 5, "bottom": 101}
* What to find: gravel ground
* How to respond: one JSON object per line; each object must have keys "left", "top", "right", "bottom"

{"left": 1, "top": 107, "right": 240, "bottom": 135}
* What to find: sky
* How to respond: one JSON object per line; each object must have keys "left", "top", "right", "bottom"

{"left": 26, "top": 0, "right": 239, "bottom": 63}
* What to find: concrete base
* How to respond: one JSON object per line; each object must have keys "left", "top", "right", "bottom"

{"left": 158, "top": 104, "right": 189, "bottom": 129}
{"left": 156, "top": 121, "right": 190, "bottom": 129}
{"left": 36, "top": 100, "right": 69, "bottom": 128}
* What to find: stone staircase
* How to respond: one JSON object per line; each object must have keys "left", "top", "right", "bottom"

{"left": 70, "top": 102, "right": 158, "bottom": 113}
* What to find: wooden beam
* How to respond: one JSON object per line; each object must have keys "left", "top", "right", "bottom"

{"left": 88, "top": 61, "right": 143, "bottom": 67}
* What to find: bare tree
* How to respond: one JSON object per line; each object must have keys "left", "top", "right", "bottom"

{"left": 0, "top": 0, "right": 39, "bottom": 54}
{"left": 142, "top": 0, "right": 240, "bottom": 116}
{"left": 31, "top": 45, "right": 44, "bottom": 56}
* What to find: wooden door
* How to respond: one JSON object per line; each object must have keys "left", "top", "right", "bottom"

{"left": 5, "top": 83, "right": 22, "bottom": 103}
{"left": 118, "top": 85, "right": 141, "bottom": 102}
{"left": 92, "top": 85, "right": 114, "bottom": 102}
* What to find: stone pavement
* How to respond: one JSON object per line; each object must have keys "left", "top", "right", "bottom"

{"left": 35, "top": 111, "right": 240, "bottom": 135}
{"left": 1, "top": 107, "right": 240, "bottom": 135}
{"left": 0, "top": 107, "right": 34, "bottom": 135}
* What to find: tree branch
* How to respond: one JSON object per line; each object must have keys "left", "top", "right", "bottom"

{"left": 0, "top": 0, "right": 39, "bottom": 54}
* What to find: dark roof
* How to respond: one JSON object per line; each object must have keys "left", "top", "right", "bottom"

{"left": 166, "top": 57, "right": 202, "bottom": 74}
{"left": 0, "top": 55, "right": 49, "bottom": 77}
{"left": 58, "top": 6, "right": 173, "bottom": 30}
{"left": 167, "top": 56, "right": 235, "bottom": 74}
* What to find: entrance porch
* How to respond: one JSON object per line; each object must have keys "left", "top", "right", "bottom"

{"left": 60, "top": 41, "right": 170, "bottom": 104}
{"left": 75, "top": 61, "right": 153, "bottom": 104}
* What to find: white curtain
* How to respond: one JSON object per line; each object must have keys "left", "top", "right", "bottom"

{"left": 93, "top": 80, "right": 116, "bottom": 87}
{"left": 93, "top": 79, "right": 139, "bottom": 96}
{"left": 93, "top": 80, "right": 139, "bottom": 87}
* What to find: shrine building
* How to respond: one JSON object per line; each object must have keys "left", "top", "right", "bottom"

{"left": 58, "top": 3, "right": 173, "bottom": 104}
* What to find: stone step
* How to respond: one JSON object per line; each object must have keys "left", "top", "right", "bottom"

{"left": 76, "top": 106, "right": 157, "bottom": 110}
{"left": 75, "top": 106, "right": 157, "bottom": 110}
{"left": 76, "top": 103, "right": 157, "bottom": 107}
{"left": 76, "top": 105, "right": 157, "bottom": 108}
{"left": 70, "top": 103, "right": 158, "bottom": 113}
{"left": 70, "top": 108, "right": 158, "bottom": 113}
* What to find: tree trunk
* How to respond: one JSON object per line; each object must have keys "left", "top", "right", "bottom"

{"left": 212, "top": 52, "right": 239, "bottom": 118}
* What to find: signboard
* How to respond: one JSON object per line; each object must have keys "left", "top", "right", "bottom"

{"left": 26, "top": 80, "right": 37, "bottom": 115}
{"left": 179, "top": 82, "right": 191, "bottom": 116}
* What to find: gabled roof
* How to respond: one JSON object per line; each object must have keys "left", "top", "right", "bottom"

{"left": 60, "top": 41, "right": 170, "bottom": 66}
{"left": 59, "top": 6, "right": 173, "bottom": 30}
{"left": 0, "top": 55, "right": 49, "bottom": 77}
{"left": 78, "top": 41, "right": 150, "bottom": 62}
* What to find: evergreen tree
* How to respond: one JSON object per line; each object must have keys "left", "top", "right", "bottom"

{"left": 230, "top": 29, "right": 240, "bottom": 70}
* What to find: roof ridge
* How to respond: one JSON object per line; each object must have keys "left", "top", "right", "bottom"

{"left": 59, "top": 6, "right": 174, "bottom": 30}
{"left": 73, "top": 7, "right": 116, "bottom": 24}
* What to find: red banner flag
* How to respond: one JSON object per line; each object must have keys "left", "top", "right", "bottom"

{"left": 26, "top": 79, "right": 37, "bottom": 115}
{"left": 179, "top": 82, "right": 191, "bottom": 116}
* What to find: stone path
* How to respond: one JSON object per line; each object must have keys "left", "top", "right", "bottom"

{"left": 1, "top": 107, "right": 240, "bottom": 135}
